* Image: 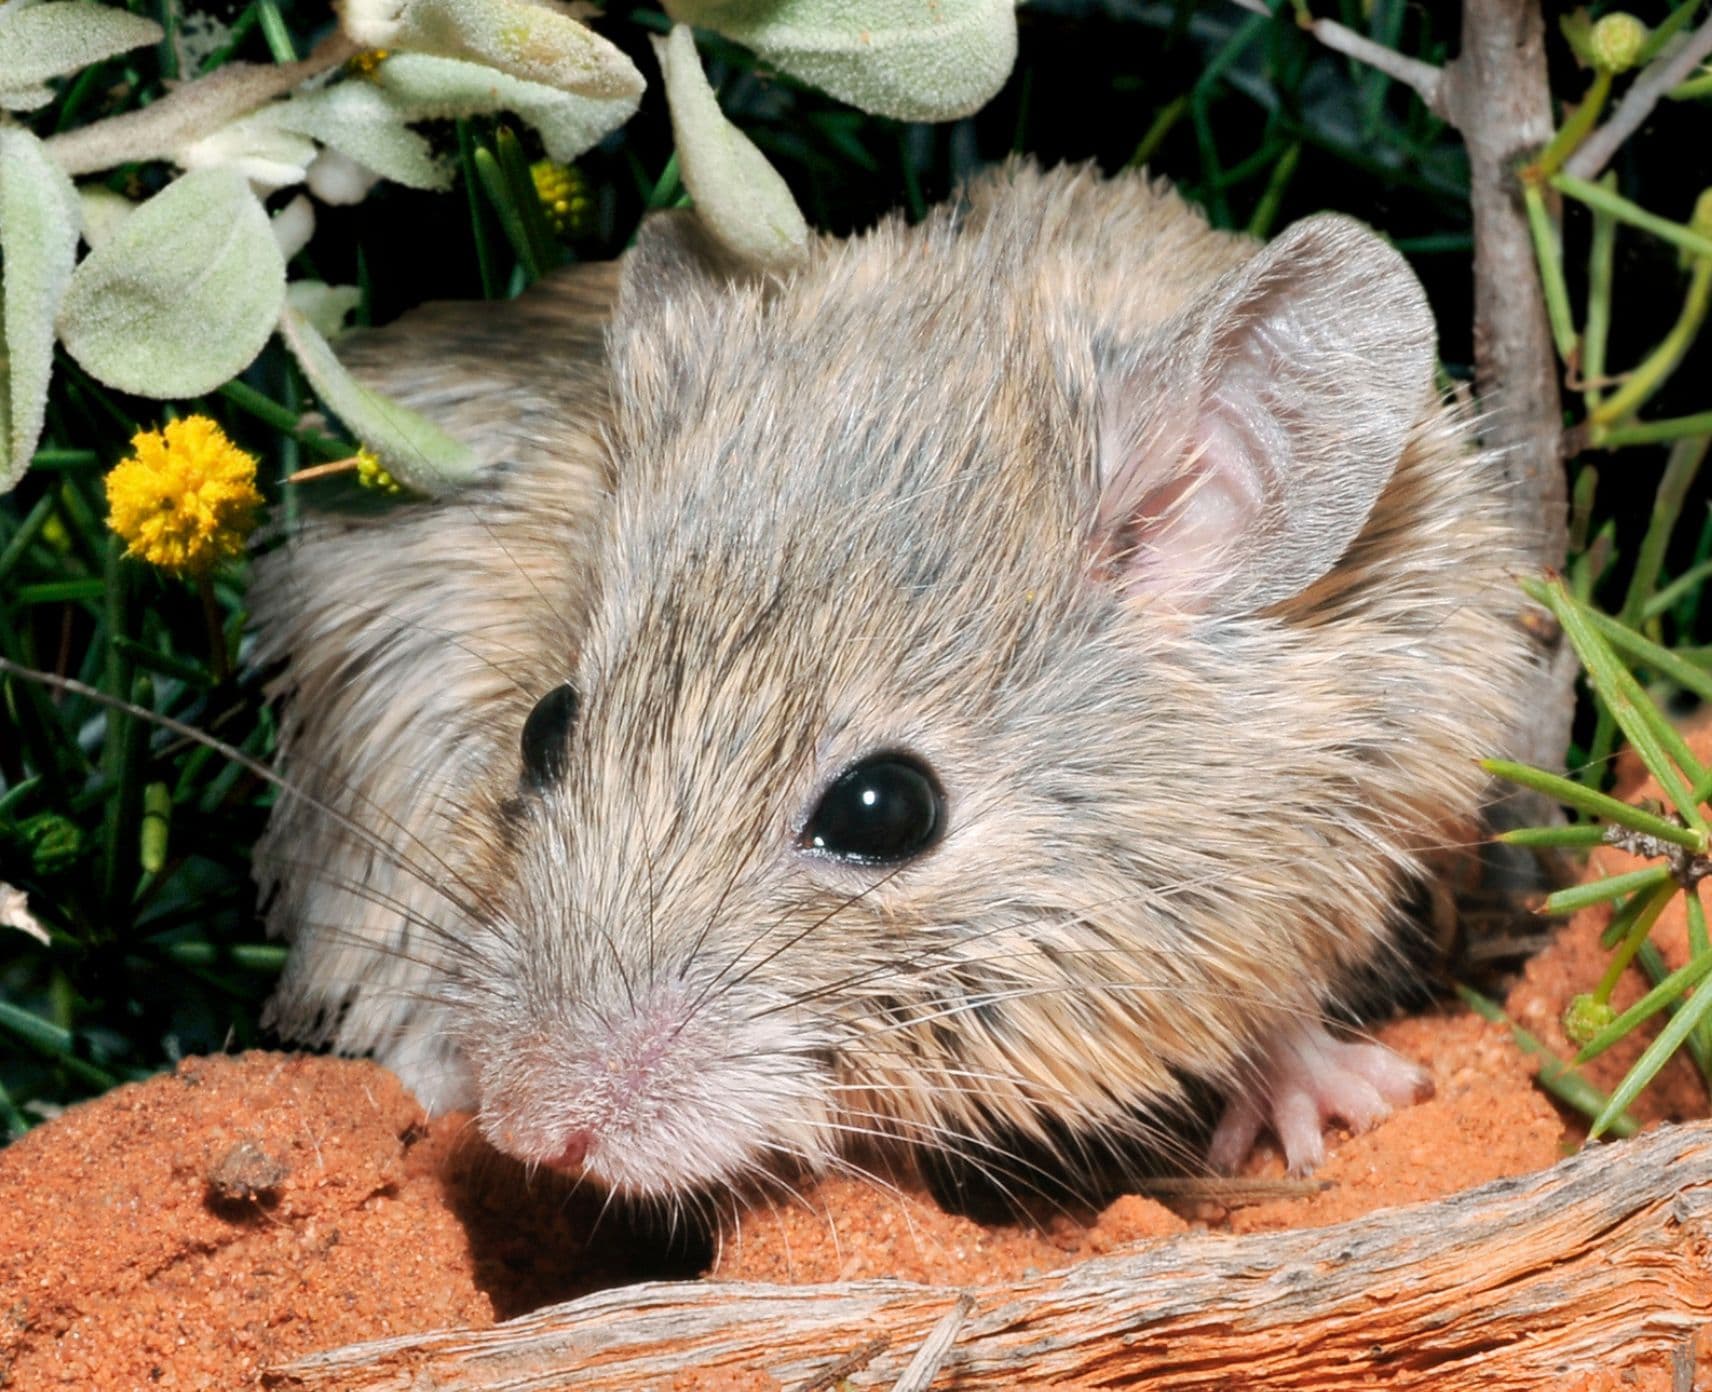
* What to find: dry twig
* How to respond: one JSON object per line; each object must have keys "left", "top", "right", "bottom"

{"left": 269, "top": 1120, "right": 1712, "bottom": 1390}
{"left": 1564, "top": 14, "right": 1712, "bottom": 180}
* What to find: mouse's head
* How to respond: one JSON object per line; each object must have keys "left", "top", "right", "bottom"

{"left": 451, "top": 173, "right": 1446, "bottom": 1198}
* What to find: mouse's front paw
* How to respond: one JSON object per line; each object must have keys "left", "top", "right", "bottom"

{"left": 1206, "top": 1022, "right": 1432, "bottom": 1176}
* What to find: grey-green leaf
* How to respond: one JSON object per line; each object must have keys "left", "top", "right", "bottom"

{"left": 285, "top": 282, "right": 363, "bottom": 342}
{"left": 57, "top": 169, "right": 286, "bottom": 398}
{"left": 393, "top": 0, "right": 646, "bottom": 101}
{"left": 0, "top": 128, "right": 82, "bottom": 492}
{"left": 278, "top": 305, "right": 478, "bottom": 496}
{"left": 77, "top": 187, "right": 136, "bottom": 250}
{"left": 276, "top": 82, "right": 450, "bottom": 192}
{"left": 0, "top": 83, "right": 55, "bottom": 112}
{"left": 663, "top": 0, "right": 1017, "bottom": 122}
{"left": 653, "top": 25, "right": 809, "bottom": 274}
{"left": 0, "top": 1, "right": 163, "bottom": 91}
{"left": 373, "top": 53, "right": 641, "bottom": 162}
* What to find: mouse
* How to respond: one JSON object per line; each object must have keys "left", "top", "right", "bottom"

{"left": 249, "top": 159, "right": 1535, "bottom": 1199}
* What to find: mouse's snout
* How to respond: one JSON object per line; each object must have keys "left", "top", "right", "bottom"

{"left": 480, "top": 978, "right": 709, "bottom": 1180}
{"left": 470, "top": 971, "right": 837, "bottom": 1197}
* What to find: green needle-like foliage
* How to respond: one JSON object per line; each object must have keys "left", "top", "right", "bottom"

{"left": 1491, "top": 579, "right": 1712, "bottom": 1142}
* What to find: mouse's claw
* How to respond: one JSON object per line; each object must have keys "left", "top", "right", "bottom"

{"left": 1207, "top": 1023, "right": 1432, "bottom": 1176}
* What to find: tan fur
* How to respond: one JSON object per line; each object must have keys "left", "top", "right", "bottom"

{"left": 251, "top": 162, "right": 1533, "bottom": 1193}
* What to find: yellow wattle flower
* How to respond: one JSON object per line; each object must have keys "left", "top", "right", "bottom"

{"left": 105, "top": 416, "right": 263, "bottom": 577}
{"left": 354, "top": 445, "right": 403, "bottom": 496}
{"left": 348, "top": 48, "right": 391, "bottom": 77}
{"left": 530, "top": 159, "right": 592, "bottom": 238}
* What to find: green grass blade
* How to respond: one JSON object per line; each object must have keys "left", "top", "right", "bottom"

{"left": 1643, "top": 554, "right": 1712, "bottom": 621}
{"left": 473, "top": 146, "right": 541, "bottom": 282}
{"left": 1591, "top": 978, "right": 1712, "bottom": 1139}
{"left": 1600, "top": 414, "right": 1712, "bottom": 448}
{"left": 1600, "top": 881, "right": 1659, "bottom": 950}
{"left": 457, "top": 120, "right": 502, "bottom": 300}
{"left": 0, "top": 1000, "right": 119, "bottom": 1090}
{"left": 1621, "top": 436, "right": 1707, "bottom": 626}
{"left": 1481, "top": 759, "right": 1704, "bottom": 848}
{"left": 1524, "top": 181, "right": 1577, "bottom": 362}
{"left": 1583, "top": 604, "right": 1712, "bottom": 704}
{"left": 1594, "top": 878, "right": 1679, "bottom": 1003}
{"left": 494, "top": 125, "right": 559, "bottom": 274}
{"left": 0, "top": 493, "right": 58, "bottom": 583}
{"left": 1582, "top": 173, "right": 1617, "bottom": 412}
{"left": 1637, "top": 940, "right": 1712, "bottom": 1085}
{"left": 1545, "top": 865, "right": 1673, "bottom": 916}
{"left": 1553, "top": 173, "right": 1712, "bottom": 262}
{"left": 157, "top": 941, "right": 290, "bottom": 971}
{"left": 1496, "top": 824, "right": 1607, "bottom": 848}
{"left": 1528, "top": 578, "right": 1710, "bottom": 829}
{"left": 11, "top": 579, "right": 105, "bottom": 605}
{"left": 1689, "top": 893, "right": 1712, "bottom": 1062}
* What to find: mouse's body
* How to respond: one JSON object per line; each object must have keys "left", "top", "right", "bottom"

{"left": 251, "top": 161, "right": 1533, "bottom": 1197}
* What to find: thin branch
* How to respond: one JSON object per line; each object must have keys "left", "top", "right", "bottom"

{"left": 272, "top": 1121, "right": 1712, "bottom": 1390}
{"left": 1564, "top": 14, "right": 1712, "bottom": 180}
{"left": 42, "top": 31, "right": 357, "bottom": 176}
{"left": 1227, "top": 0, "right": 1446, "bottom": 115}
{"left": 889, "top": 1294, "right": 976, "bottom": 1392}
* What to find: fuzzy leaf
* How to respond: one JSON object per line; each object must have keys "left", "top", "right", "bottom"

{"left": 0, "top": 128, "right": 81, "bottom": 492}
{"left": 285, "top": 282, "right": 363, "bottom": 341}
{"left": 174, "top": 109, "right": 319, "bottom": 191}
{"left": 394, "top": 0, "right": 645, "bottom": 101}
{"left": 652, "top": 25, "right": 809, "bottom": 273}
{"left": 278, "top": 304, "right": 478, "bottom": 496}
{"left": 373, "top": 52, "right": 639, "bottom": 162}
{"left": 277, "top": 81, "right": 450, "bottom": 191}
{"left": 0, "top": 84, "right": 55, "bottom": 112}
{"left": 664, "top": 0, "right": 1016, "bottom": 122}
{"left": 77, "top": 186, "right": 135, "bottom": 249}
{"left": 0, "top": 1, "right": 163, "bottom": 91}
{"left": 271, "top": 195, "right": 316, "bottom": 260}
{"left": 57, "top": 169, "right": 285, "bottom": 398}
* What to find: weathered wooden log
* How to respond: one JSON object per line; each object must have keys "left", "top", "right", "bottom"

{"left": 269, "top": 1120, "right": 1712, "bottom": 1390}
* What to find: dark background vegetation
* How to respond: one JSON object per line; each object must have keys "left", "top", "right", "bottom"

{"left": 2, "top": 0, "right": 1708, "bottom": 1136}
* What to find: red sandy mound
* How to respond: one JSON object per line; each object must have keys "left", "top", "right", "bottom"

{"left": 4, "top": 735, "right": 1711, "bottom": 1389}
{"left": 0, "top": 1015, "right": 1572, "bottom": 1390}
{"left": 0, "top": 1053, "right": 640, "bottom": 1389}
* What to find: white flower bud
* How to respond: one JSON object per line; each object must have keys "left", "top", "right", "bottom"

{"left": 306, "top": 147, "right": 382, "bottom": 205}
{"left": 271, "top": 194, "right": 316, "bottom": 261}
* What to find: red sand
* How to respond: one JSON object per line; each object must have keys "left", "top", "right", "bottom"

{"left": 3, "top": 739, "right": 1710, "bottom": 1389}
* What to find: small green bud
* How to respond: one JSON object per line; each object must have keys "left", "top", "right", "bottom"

{"left": 1564, "top": 992, "right": 1616, "bottom": 1048}
{"left": 140, "top": 781, "right": 171, "bottom": 874}
{"left": 20, "top": 812, "right": 83, "bottom": 875}
{"left": 39, "top": 512, "right": 72, "bottom": 554}
{"left": 1589, "top": 13, "right": 1648, "bottom": 74}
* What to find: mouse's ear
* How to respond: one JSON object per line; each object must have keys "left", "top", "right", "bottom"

{"left": 1092, "top": 214, "right": 1436, "bottom": 616}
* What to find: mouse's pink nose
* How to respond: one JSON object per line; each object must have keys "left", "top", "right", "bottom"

{"left": 547, "top": 1129, "right": 595, "bottom": 1172}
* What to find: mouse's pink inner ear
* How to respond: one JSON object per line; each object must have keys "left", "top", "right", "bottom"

{"left": 1091, "top": 214, "right": 1439, "bottom": 617}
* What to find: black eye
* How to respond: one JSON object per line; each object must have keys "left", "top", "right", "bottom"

{"left": 520, "top": 683, "right": 578, "bottom": 791}
{"left": 801, "top": 754, "right": 944, "bottom": 864}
